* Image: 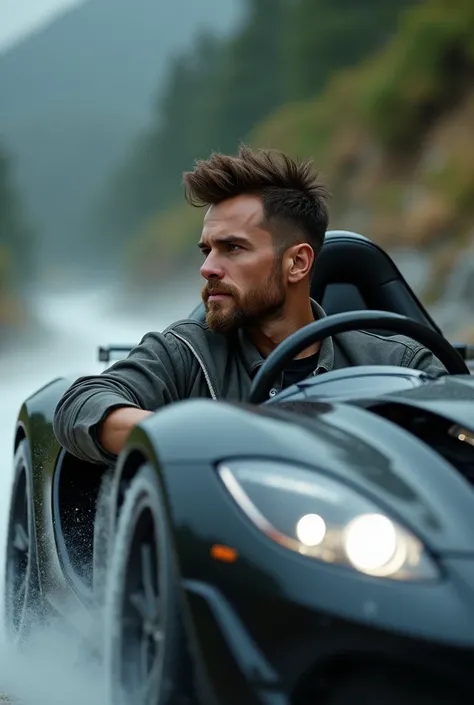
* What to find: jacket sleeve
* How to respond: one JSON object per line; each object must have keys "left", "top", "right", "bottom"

{"left": 53, "top": 331, "right": 194, "bottom": 465}
{"left": 407, "top": 346, "right": 448, "bottom": 378}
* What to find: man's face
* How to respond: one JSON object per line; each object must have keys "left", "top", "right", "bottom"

{"left": 199, "top": 194, "right": 286, "bottom": 333}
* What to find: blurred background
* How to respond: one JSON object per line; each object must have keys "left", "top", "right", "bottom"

{"left": 1, "top": 0, "right": 473, "bottom": 344}
{"left": 1, "top": 0, "right": 474, "bottom": 513}
{"left": 0, "top": 0, "right": 473, "bottom": 697}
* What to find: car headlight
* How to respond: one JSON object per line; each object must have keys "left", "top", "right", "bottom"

{"left": 218, "top": 460, "right": 437, "bottom": 580}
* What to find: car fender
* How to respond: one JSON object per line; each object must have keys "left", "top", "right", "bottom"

{"left": 121, "top": 398, "right": 474, "bottom": 555}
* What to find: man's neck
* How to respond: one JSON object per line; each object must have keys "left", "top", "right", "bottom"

{"left": 248, "top": 299, "right": 319, "bottom": 359}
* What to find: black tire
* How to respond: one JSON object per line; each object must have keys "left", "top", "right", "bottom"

{"left": 4, "top": 439, "right": 41, "bottom": 644}
{"left": 103, "top": 464, "right": 189, "bottom": 705}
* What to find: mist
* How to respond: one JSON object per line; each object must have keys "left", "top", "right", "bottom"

{"left": 0, "top": 279, "right": 200, "bottom": 702}
{"left": 1, "top": 0, "right": 473, "bottom": 700}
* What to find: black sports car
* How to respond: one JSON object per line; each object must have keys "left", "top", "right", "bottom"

{"left": 5, "top": 231, "right": 474, "bottom": 705}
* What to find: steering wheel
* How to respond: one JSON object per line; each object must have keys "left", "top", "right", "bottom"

{"left": 249, "top": 310, "right": 469, "bottom": 405}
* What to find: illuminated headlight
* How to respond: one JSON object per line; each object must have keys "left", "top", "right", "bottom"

{"left": 449, "top": 424, "right": 474, "bottom": 447}
{"left": 218, "top": 460, "right": 437, "bottom": 580}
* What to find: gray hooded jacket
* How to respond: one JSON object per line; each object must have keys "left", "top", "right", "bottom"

{"left": 53, "top": 301, "right": 447, "bottom": 465}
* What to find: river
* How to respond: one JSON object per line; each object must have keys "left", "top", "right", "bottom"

{"left": 0, "top": 283, "right": 197, "bottom": 703}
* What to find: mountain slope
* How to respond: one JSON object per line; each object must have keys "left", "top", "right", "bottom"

{"left": 0, "top": 0, "right": 242, "bottom": 268}
{"left": 123, "top": 0, "right": 474, "bottom": 341}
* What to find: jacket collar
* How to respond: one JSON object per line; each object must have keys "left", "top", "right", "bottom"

{"left": 237, "top": 299, "right": 334, "bottom": 378}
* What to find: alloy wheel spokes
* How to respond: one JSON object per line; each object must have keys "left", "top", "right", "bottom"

{"left": 123, "top": 531, "right": 163, "bottom": 705}
{"left": 141, "top": 656, "right": 161, "bottom": 705}
{"left": 128, "top": 635, "right": 162, "bottom": 705}
{"left": 141, "top": 543, "right": 159, "bottom": 623}
{"left": 129, "top": 543, "right": 160, "bottom": 629}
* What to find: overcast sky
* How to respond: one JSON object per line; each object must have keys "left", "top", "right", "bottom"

{"left": 0, "top": 0, "right": 85, "bottom": 51}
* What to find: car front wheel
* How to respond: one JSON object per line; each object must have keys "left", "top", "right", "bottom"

{"left": 102, "top": 464, "right": 190, "bottom": 705}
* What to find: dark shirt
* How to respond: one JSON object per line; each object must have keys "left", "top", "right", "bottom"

{"left": 282, "top": 352, "right": 320, "bottom": 389}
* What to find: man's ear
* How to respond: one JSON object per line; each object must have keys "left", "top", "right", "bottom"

{"left": 285, "top": 243, "right": 314, "bottom": 283}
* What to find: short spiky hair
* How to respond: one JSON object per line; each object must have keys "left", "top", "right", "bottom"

{"left": 182, "top": 144, "right": 331, "bottom": 257}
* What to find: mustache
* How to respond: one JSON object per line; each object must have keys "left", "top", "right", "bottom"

{"left": 203, "top": 283, "right": 236, "bottom": 299}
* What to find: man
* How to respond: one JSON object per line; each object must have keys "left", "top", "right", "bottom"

{"left": 53, "top": 145, "right": 446, "bottom": 465}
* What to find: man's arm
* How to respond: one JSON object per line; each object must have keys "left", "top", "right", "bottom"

{"left": 97, "top": 406, "right": 153, "bottom": 455}
{"left": 408, "top": 346, "right": 448, "bottom": 377}
{"left": 53, "top": 331, "right": 193, "bottom": 465}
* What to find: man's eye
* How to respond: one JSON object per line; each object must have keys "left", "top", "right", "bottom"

{"left": 227, "top": 243, "right": 242, "bottom": 252}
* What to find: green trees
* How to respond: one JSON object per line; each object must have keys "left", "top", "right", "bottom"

{"left": 101, "top": 0, "right": 421, "bottom": 282}
{"left": 101, "top": 32, "right": 224, "bottom": 247}
{"left": 359, "top": 0, "right": 474, "bottom": 149}
{"left": 0, "top": 145, "right": 34, "bottom": 324}
{"left": 105, "top": 1, "right": 414, "bottom": 227}
{"left": 103, "top": 0, "right": 290, "bottom": 246}
{"left": 283, "top": 0, "right": 418, "bottom": 101}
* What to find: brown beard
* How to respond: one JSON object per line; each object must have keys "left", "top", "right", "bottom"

{"left": 202, "top": 257, "right": 286, "bottom": 334}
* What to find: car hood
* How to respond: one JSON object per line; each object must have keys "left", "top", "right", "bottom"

{"left": 368, "top": 374, "right": 474, "bottom": 433}
{"left": 143, "top": 389, "right": 474, "bottom": 555}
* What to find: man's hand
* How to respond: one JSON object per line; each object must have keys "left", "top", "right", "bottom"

{"left": 98, "top": 407, "right": 153, "bottom": 455}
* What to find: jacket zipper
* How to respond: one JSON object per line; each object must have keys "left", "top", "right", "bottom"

{"left": 170, "top": 331, "right": 218, "bottom": 401}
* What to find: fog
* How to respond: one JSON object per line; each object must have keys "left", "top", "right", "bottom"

{"left": 1, "top": 0, "right": 473, "bottom": 700}
{"left": 0, "top": 2, "right": 239, "bottom": 697}
{"left": 0, "top": 281, "right": 198, "bottom": 702}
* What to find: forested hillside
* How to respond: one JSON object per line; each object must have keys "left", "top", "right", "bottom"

{"left": 0, "top": 0, "right": 242, "bottom": 271}
{"left": 2, "top": 0, "right": 472, "bottom": 341}
{"left": 102, "top": 0, "right": 418, "bottom": 279}
{"left": 0, "top": 146, "right": 34, "bottom": 335}
{"left": 250, "top": 0, "right": 474, "bottom": 312}
{"left": 106, "top": 0, "right": 474, "bottom": 333}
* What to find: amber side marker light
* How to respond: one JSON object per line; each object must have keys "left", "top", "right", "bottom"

{"left": 211, "top": 544, "right": 239, "bottom": 563}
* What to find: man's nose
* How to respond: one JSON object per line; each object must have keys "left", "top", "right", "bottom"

{"left": 200, "top": 252, "right": 224, "bottom": 280}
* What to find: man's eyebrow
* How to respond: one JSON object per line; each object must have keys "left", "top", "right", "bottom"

{"left": 198, "top": 235, "right": 251, "bottom": 249}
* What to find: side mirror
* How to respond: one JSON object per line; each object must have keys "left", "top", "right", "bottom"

{"left": 98, "top": 345, "right": 133, "bottom": 364}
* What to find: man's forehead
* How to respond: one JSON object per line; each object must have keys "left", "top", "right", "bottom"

{"left": 203, "top": 194, "right": 264, "bottom": 229}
